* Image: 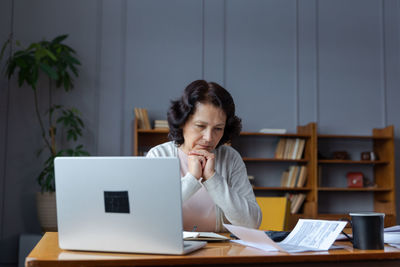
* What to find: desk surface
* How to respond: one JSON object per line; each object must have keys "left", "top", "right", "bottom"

{"left": 26, "top": 232, "right": 400, "bottom": 267}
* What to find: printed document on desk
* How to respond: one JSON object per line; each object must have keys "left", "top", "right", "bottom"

{"left": 224, "top": 219, "right": 347, "bottom": 253}
{"left": 383, "top": 225, "right": 400, "bottom": 248}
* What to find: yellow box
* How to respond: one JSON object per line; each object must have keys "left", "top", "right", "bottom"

{"left": 256, "top": 197, "right": 291, "bottom": 231}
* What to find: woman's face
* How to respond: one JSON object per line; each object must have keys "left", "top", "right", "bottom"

{"left": 180, "top": 102, "right": 227, "bottom": 153}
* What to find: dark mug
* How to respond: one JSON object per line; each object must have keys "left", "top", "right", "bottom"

{"left": 341, "top": 212, "right": 385, "bottom": 250}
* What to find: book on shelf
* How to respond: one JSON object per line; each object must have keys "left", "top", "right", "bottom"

{"left": 275, "top": 138, "right": 286, "bottom": 159}
{"left": 259, "top": 128, "right": 287, "bottom": 134}
{"left": 287, "top": 166, "right": 299, "bottom": 187}
{"left": 280, "top": 170, "right": 289, "bottom": 187}
{"left": 287, "top": 193, "right": 306, "bottom": 214}
{"left": 154, "top": 119, "right": 169, "bottom": 129}
{"left": 280, "top": 165, "right": 307, "bottom": 188}
{"left": 134, "top": 107, "right": 151, "bottom": 130}
{"left": 283, "top": 139, "right": 293, "bottom": 159}
{"left": 296, "top": 166, "right": 307, "bottom": 187}
{"left": 274, "top": 138, "right": 306, "bottom": 160}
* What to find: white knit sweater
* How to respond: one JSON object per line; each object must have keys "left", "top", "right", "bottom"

{"left": 146, "top": 141, "right": 262, "bottom": 232}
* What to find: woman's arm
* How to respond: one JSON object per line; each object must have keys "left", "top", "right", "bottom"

{"left": 146, "top": 144, "right": 201, "bottom": 201}
{"left": 202, "top": 149, "right": 262, "bottom": 229}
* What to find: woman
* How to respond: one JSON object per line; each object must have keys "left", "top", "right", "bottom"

{"left": 147, "top": 80, "right": 261, "bottom": 232}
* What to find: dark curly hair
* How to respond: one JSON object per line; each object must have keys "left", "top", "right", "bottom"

{"left": 167, "top": 80, "right": 242, "bottom": 148}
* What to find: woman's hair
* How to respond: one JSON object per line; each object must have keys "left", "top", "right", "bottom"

{"left": 167, "top": 80, "right": 242, "bottom": 147}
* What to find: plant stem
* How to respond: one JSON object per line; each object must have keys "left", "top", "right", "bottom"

{"left": 48, "top": 78, "right": 51, "bottom": 127}
{"left": 48, "top": 78, "right": 56, "bottom": 154}
{"left": 33, "top": 89, "right": 53, "bottom": 154}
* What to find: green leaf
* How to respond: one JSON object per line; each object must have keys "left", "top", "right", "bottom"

{"left": 15, "top": 57, "right": 28, "bottom": 68}
{"left": 39, "top": 63, "right": 58, "bottom": 80}
{"left": 17, "top": 69, "right": 26, "bottom": 87}
{"left": 52, "top": 34, "right": 68, "bottom": 44}
{"left": 44, "top": 49, "right": 57, "bottom": 61}
{"left": 0, "top": 39, "right": 10, "bottom": 61}
{"left": 6, "top": 60, "right": 17, "bottom": 79}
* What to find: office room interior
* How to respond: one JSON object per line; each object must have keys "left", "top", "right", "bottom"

{"left": 1, "top": 0, "right": 400, "bottom": 266}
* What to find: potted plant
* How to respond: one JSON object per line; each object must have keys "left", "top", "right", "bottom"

{"left": 1, "top": 34, "right": 89, "bottom": 231}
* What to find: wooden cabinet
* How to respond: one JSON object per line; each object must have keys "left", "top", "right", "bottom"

{"left": 230, "top": 123, "right": 317, "bottom": 228}
{"left": 316, "top": 125, "right": 396, "bottom": 226}
{"left": 133, "top": 118, "right": 396, "bottom": 227}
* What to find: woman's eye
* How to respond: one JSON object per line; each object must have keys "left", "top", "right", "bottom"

{"left": 196, "top": 124, "right": 205, "bottom": 128}
{"left": 215, "top": 128, "right": 224, "bottom": 131}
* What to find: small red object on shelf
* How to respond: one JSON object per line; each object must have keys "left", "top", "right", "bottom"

{"left": 347, "top": 172, "right": 364, "bottom": 188}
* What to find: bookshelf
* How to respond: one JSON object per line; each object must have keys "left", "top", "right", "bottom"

{"left": 317, "top": 125, "right": 396, "bottom": 226}
{"left": 231, "top": 123, "right": 317, "bottom": 227}
{"left": 133, "top": 117, "right": 396, "bottom": 228}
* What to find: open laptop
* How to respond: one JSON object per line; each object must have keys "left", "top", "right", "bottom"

{"left": 54, "top": 157, "right": 206, "bottom": 254}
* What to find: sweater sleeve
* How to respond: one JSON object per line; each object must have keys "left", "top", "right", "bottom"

{"left": 146, "top": 143, "right": 201, "bottom": 202}
{"left": 202, "top": 149, "right": 262, "bottom": 229}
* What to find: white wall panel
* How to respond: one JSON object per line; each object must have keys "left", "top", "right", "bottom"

{"left": 203, "top": 0, "right": 225, "bottom": 84}
{"left": 383, "top": 0, "right": 400, "bottom": 221}
{"left": 225, "top": 0, "right": 297, "bottom": 131}
{"left": 123, "top": 0, "right": 203, "bottom": 155}
{"left": 318, "top": 0, "right": 383, "bottom": 134}
{"left": 0, "top": 0, "right": 13, "bottom": 263}
{"left": 97, "top": 0, "right": 126, "bottom": 156}
{"left": 298, "top": 0, "right": 318, "bottom": 125}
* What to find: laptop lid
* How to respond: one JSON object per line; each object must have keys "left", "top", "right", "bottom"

{"left": 55, "top": 156, "right": 201, "bottom": 254}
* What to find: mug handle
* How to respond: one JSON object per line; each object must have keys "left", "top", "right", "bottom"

{"left": 339, "top": 218, "right": 353, "bottom": 244}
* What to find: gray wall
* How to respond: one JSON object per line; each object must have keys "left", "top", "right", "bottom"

{"left": 1, "top": 0, "right": 400, "bottom": 266}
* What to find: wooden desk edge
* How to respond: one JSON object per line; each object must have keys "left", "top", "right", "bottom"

{"left": 25, "top": 232, "right": 400, "bottom": 267}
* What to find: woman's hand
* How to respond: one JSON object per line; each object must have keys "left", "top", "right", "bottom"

{"left": 188, "top": 150, "right": 215, "bottom": 180}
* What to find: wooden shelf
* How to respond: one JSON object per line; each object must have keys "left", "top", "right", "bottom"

{"left": 243, "top": 158, "right": 308, "bottom": 163}
{"left": 318, "top": 134, "right": 391, "bottom": 140}
{"left": 138, "top": 129, "right": 169, "bottom": 133}
{"left": 253, "top": 187, "right": 311, "bottom": 191}
{"left": 318, "top": 187, "right": 392, "bottom": 192}
{"left": 240, "top": 132, "right": 310, "bottom": 138}
{"left": 134, "top": 118, "right": 396, "bottom": 228}
{"left": 318, "top": 159, "right": 389, "bottom": 164}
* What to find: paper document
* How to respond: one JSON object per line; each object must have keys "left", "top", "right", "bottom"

{"left": 223, "top": 224, "right": 283, "bottom": 252}
{"left": 380, "top": 225, "right": 400, "bottom": 248}
{"left": 183, "top": 232, "right": 200, "bottom": 239}
{"left": 183, "top": 231, "right": 229, "bottom": 241}
{"left": 224, "top": 219, "right": 347, "bottom": 253}
{"left": 385, "top": 225, "right": 400, "bottom": 233}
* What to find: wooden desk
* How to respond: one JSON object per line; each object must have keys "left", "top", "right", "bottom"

{"left": 26, "top": 232, "right": 400, "bottom": 267}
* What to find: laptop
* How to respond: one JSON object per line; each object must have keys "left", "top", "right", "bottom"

{"left": 54, "top": 157, "right": 206, "bottom": 254}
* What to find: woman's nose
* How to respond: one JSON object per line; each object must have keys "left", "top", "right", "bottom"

{"left": 203, "top": 129, "right": 212, "bottom": 142}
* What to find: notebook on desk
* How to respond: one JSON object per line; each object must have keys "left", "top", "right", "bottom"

{"left": 54, "top": 157, "right": 206, "bottom": 255}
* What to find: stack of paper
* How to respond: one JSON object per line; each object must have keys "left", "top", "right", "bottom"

{"left": 384, "top": 225, "right": 400, "bottom": 249}
{"left": 224, "top": 219, "right": 347, "bottom": 253}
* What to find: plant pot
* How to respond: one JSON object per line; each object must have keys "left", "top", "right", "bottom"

{"left": 36, "top": 192, "right": 57, "bottom": 232}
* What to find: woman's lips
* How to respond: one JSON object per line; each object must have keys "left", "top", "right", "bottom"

{"left": 197, "top": 145, "right": 212, "bottom": 150}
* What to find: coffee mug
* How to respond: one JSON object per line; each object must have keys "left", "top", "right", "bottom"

{"left": 342, "top": 212, "right": 385, "bottom": 250}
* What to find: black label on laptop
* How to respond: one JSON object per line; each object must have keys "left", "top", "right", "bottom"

{"left": 104, "top": 191, "right": 130, "bottom": 213}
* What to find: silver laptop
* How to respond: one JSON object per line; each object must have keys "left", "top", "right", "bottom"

{"left": 54, "top": 157, "right": 206, "bottom": 254}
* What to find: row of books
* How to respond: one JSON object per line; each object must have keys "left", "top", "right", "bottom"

{"left": 286, "top": 193, "right": 306, "bottom": 214}
{"left": 134, "top": 107, "right": 151, "bottom": 130}
{"left": 154, "top": 120, "right": 169, "bottom": 129}
{"left": 280, "top": 166, "right": 307, "bottom": 188}
{"left": 275, "top": 138, "right": 305, "bottom": 159}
